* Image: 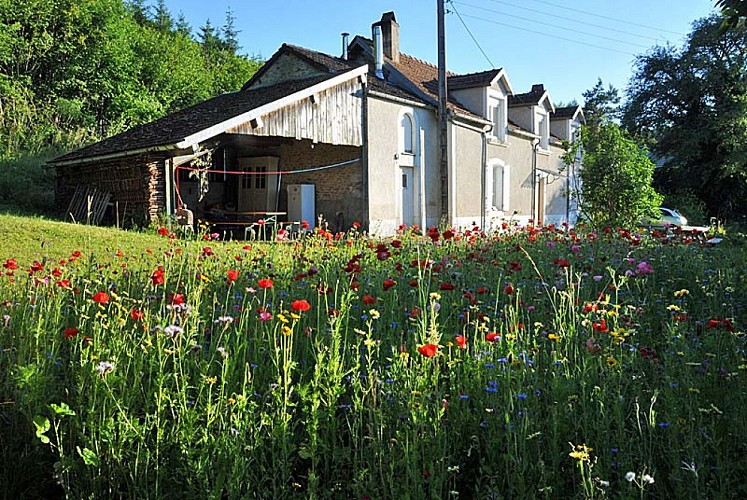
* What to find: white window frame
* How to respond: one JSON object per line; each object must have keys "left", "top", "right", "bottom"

{"left": 486, "top": 159, "right": 510, "bottom": 212}
{"left": 399, "top": 112, "right": 416, "bottom": 155}
{"left": 487, "top": 94, "right": 507, "bottom": 143}
{"left": 537, "top": 110, "right": 549, "bottom": 150}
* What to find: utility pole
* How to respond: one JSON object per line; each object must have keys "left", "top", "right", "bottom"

{"left": 437, "top": 0, "right": 449, "bottom": 221}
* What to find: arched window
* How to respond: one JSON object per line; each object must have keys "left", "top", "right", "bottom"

{"left": 400, "top": 113, "right": 414, "bottom": 154}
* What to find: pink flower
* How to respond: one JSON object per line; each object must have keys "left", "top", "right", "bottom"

{"left": 636, "top": 261, "right": 654, "bottom": 275}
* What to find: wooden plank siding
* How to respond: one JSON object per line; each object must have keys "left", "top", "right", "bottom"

{"left": 228, "top": 79, "right": 363, "bottom": 147}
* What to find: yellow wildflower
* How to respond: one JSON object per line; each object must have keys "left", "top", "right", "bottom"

{"left": 674, "top": 289, "right": 690, "bottom": 297}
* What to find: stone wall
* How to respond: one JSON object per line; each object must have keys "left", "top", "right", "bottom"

{"left": 277, "top": 140, "right": 364, "bottom": 231}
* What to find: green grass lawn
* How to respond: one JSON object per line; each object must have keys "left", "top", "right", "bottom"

{"left": 1, "top": 216, "right": 746, "bottom": 498}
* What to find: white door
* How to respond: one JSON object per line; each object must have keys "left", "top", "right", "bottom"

{"left": 401, "top": 167, "right": 414, "bottom": 226}
{"left": 237, "top": 157, "right": 278, "bottom": 213}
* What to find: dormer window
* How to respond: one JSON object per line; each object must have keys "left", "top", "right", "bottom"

{"left": 488, "top": 95, "right": 507, "bottom": 142}
{"left": 400, "top": 113, "right": 414, "bottom": 154}
{"left": 537, "top": 111, "right": 549, "bottom": 149}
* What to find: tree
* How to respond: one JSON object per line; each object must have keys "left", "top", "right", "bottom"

{"left": 623, "top": 15, "right": 747, "bottom": 219}
{"left": 715, "top": 0, "right": 747, "bottom": 29}
{"left": 582, "top": 79, "right": 620, "bottom": 139}
{"left": 563, "top": 123, "right": 662, "bottom": 228}
{"left": 153, "top": 0, "right": 173, "bottom": 33}
{"left": 198, "top": 19, "right": 221, "bottom": 55}
{"left": 222, "top": 6, "right": 240, "bottom": 54}
{"left": 175, "top": 12, "right": 192, "bottom": 37}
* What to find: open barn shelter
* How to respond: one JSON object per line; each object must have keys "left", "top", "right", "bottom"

{"left": 51, "top": 46, "right": 369, "bottom": 234}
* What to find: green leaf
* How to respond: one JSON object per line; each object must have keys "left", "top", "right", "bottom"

{"left": 50, "top": 402, "right": 76, "bottom": 417}
{"left": 77, "top": 446, "right": 100, "bottom": 467}
{"left": 33, "top": 415, "right": 50, "bottom": 444}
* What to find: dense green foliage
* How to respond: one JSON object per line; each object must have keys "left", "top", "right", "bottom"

{"left": 1, "top": 216, "right": 745, "bottom": 498}
{"left": 0, "top": 0, "right": 262, "bottom": 162}
{"left": 623, "top": 15, "right": 747, "bottom": 221}
{"left": 564, "top": 121, "right": 662, "bottom": 229}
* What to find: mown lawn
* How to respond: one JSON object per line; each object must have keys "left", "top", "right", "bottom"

{"left": 1, "top": 215, "right": 746, "bottom": 498}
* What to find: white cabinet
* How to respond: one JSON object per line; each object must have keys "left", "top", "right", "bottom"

{"left": 286, "top": 184, "right": 315, "bottom": 225}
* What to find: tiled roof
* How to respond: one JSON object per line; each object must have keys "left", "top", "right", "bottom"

{"left": 368, "top": 74, "right": 426, "bottom": 103}
{"left": 448, "top": 69, "right": 503, "bottom": 90}
{"left": 386, "top": 53, "right": 485, "bottom": 121}
{"left": 509, "top": 84, "right": 547, "bottom": 107}
{"left": 50, "top": 74, "right": 337, "bottom": 164}
{"left": 242, "top": 43, "right": 356, "bottom": 91}
{"left": 552, "top": 105, "right": 581, "bottom": 119}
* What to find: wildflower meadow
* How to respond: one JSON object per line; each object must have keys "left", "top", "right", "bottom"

{"left": 1, "top": 215, "right": 746, "bottom": 498}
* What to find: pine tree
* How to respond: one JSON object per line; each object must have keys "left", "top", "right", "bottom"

{"left": 222, "top": 6, "right": 241, "bottom": 54}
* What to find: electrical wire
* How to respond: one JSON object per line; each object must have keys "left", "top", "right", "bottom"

{"left": 515, "top": 0, "right": 686, "bottom": 36}
{"left": 175, "top": 157, "right": 361, "bottom": 177}
{"left": 455, "top": 1, "right": 651, "bottom": 50}
{"left": 457, "top": 12, "right": 638, "bottom": 56}
{"left": 448, "top": 2, "right": 497, "bottom": 68}
{"left": 459, "top": 0, "right": 665, "bottom": 44}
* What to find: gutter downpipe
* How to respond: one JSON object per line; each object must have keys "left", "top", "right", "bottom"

{"left": 531, "top": 138, "right": 540, "bottom": 222}
{"left": 451, "top": 117, "right": 492, "bottom": 230}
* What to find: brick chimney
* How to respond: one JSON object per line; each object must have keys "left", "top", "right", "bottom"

{"left": 531, "top": 84, "right": 545, "bottom": 93}
{"left": 377, "top": 12, "right": 400, "bottom": 63}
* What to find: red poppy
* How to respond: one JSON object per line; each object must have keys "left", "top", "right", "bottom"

{"left": 226, "top": 269, "right": 239, "bottom": 284}
{"left": 63, "top": 327, "right": 79, "bottom": 339}
{"left": 56, "top": 279, "right": 71, "bottom": 289}
{"left": 151, "top": 267, "right": 165, "bottom": 286}
{"left": 29, "top": 261, "right": 44, "bottom": 274}
{"left": 51, "top": 267, "right": 63, "bottom": 278}
{"left": 553, "top": 258, "right": 570, "bottom": 268}
{"left": 455, "top": 335, "right": 467, "bottom": 349}
{"left": 257, "top": 278, "right": 274, "bottom": 289}
{"left": 169, "top": 293, "right": 185, "bottom": 305}
{"left": 92, "top": 291, "right": 110, "bottom": 304}
{"left": 157, "top": 227, "right": 169, "bottom": 237}
{"left": 504, "top": 284, "right": 515, "bottom": 295}
{"left": 485, "top": 332, "right": 500, "bottom": 342}
{"left": 383, "top": 279, "right": 396, "bottom": 291}
{"left": 391, "top": 239, "right": 402, "bottom": 249}
{"left": 418, "top": 343, "right": 439, "bottom": 357}
{"left": 593, "top": 319, "right": 609, "bottom": 333}
{"left": 3, "top": 259, "right": 18, "bottom": 270}
{"left": 202, "top": 247, "right": 214, "bottom": 257}
{"left": 443, "top": 229, "right": 455, "bottom": 240}
{"left": 291, "top": 299, "right": 311, "bottom": 312}
{"left": 440, "top": 282, "right": 455, "bottom": 291}
{"left": 130, "top": 308, "right": 144, "bottom": 321}
{"left": 362, "top": 295, "right": 377, "bottom": 305}
{"left": 476, "top": 287, "right": 489, "bottom": 294}
{"left": 408, "top": 279, "right": 419, "bottom": 287}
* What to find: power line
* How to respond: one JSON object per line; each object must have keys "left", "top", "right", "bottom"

{"left": 519, "top": 0, "right": 686, "bottom": 36}
{"left": 457, "top": 12, "right": 638, "bottom": 56}
{"left": 480, "top": 0, "right": 667, "bottom": 43}
{"left": 455, "top": 1, "right": 651, "bottom": 50}
{"left": 449, "top": 2, "right": 497, "bottom": 68}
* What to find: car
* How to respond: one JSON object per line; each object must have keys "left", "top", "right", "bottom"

{"left": 643, "top": 207, "right": 688, "bottom": 227}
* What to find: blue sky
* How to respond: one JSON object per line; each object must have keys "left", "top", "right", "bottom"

{"left": 161, "top": 0, "right": 717, "bottom": 104}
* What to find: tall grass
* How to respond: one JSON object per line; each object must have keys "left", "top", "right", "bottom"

{"left": 1, "top": 219, "right": 746, "bottom": 498}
